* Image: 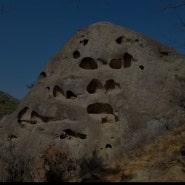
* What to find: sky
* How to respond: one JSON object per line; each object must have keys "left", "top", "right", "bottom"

{"left": 0, "top": 0, "right": 185, "bottom": 100}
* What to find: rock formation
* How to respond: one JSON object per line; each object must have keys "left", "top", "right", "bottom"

{"left": 0, "top": 21, "right": 185, "bottom": 182}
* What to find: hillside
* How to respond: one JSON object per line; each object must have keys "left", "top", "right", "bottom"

{"left": 0, "top": 91, "right": 19, "bottom": 120}
{"left": 0, "top": 22, "right": 185, "bottom": 182}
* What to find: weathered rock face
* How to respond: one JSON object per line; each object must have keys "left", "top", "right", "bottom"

{"left": 1, "top": 21, "right": 185, "bottom": 181}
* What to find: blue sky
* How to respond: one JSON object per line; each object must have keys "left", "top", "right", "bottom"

{"left": 0, "top": 0, "right": 185, "bottom": 100}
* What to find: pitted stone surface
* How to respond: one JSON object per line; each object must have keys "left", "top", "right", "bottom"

{"left": 1, "top": 21, "right": 185, "bottom": 173}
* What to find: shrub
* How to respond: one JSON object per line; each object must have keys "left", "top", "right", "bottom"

{"left": 0, "top": 142, "right": 33, "bottom": 182}
{"left": 37, "top": 144, "right": 80, "bottom": 182}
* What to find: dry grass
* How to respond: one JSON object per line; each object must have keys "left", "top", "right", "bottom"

{"left": 32, "top": 144, "right": 80, "bottom": 182}
{"left": 0, "top": 142, "right": 34, "bottom": 182}
{"left": 0, "top": 143, "right": 80, "bottom": 182}
{"left": 101, "top": 119, "right": 185, "bottom": 182}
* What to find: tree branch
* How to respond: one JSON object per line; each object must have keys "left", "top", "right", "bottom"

{"left": 170, "top": 2, "right": 185, "bottom": 9}
{"left": 176, "top": 13, "right": 185, "bottom": 27}
{"left": 162, "top": 1, "right": 185, "bottom": 10}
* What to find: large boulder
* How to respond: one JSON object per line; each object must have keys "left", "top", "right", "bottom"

{"left": 1, "top": 21, "right": 185, "bottom": 182}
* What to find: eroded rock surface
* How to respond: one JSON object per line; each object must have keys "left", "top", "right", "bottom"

{"left": 1, "top": 21, "right": 185, "bottom": 182}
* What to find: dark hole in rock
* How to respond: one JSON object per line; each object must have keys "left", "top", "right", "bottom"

{"left": 46, "top": 86, "right": 50, "bottom": 90}
{"left": 60, "top": 134, "right": 67, "bottom": 139}
{"left": 109, "top": 59, "right": 122, "bottom": 69}
{"left": 97, "top": 58, "right": 108, "bottom": 65}
{"left": 135, "top": 39, "right": 139, "bottom": 42}
{"left": 63, "top": 129, "right": 86, "bottom": 139}
{"left": 123, "top": 53, "right": 132, "bottom": 68}
{"left": 39, "top": 72, "right": 47, "bottom": 78}
{"left": 53, "top": 85, "right": 65, "bottom": 98}
{"left": 64, "top": 129, "right": 77, "bottom": 137}
{"left": 87, "top": 79, "right": 104, "bottom": 94}
{"left": 80, "top": 39, "right": 88, "bottom": 46}
{"left": 104, "top": 79, "right": 116, "bottom": 93}
{"left": 31, "top": 111, "right": 50, "bottom": 122}
{"left": 87, "top": 103, "right": 113, "bottom": 114}
{"left": 83, "top": 39, "right": 88, "bottom": 45}
{"left": 18, "top": 119, "right": 21, "bottom": 123}
{"left": 73, "top": 50, "right": 80, "bottom": 59}
{"left": 78, "top": 133, "right": 87, "bottom": 139}
{"left": 106, "top": 144, "right": 112, "bottom": 148}
{"left": 160, "top": 51, "right": 169, "bottom": 56}
{"left": 64, "top": 129, "right": 75, "bottom": 136}
{"left": 139, "top": 65, "right": 144, "bottom": 70}
{"left": 79, "top": 57, "right": 98, "bottom": 69}
{"left": 8, "top": 135, "right": 17, "bottom": 141}
{"left": 17, "top": 107, "right": 29, "bottom": 120}
{"left": 102, "top": 117, "right": 107, "bottom": 124}
{"left": 116, "top": 36, "right": 123, "bottom": 44}
{"left": 115, "top": 115, "right": 119, "bottom": 122}
{"left": 181, "top": 145, "right": 185, "bottom": 156}
{"left": 66, "top": 91, "right": 77, "bottom": 99}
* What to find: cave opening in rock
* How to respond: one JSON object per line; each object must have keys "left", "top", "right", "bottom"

{"left": 63, "top": 129, "right": 87, "bottom": 139}
{"left": 79, "top": 57, "right": 98, "bottom": 69}
{"left": 73, "top": 50, "right": 80, "bottom": 59}
{"left": 60, "top": 134, "right": 67, "bottom": 139}
{"left": 39, "top": 72, "right": 47, "bottom": 78}
{"left": 116, "top": 36, "right": 123, "bottom": 44}
{"left": 123, "top": 53, "right": 132, "bottom": 68}
{"left": 106, "top": 144, "right": 112, "bottom": 148}
{"left": 109, "top": 58, "right": 122, "bottom": 69}
{"left": 139, "top": 65, "right": 144, "bottom": 70}
{"left": 86, "top": 79, "right": 104, "bottom": 94}
{"left": 160, "top": 51, "right": 169, "bottom": 56}
{"left": 104, "top": 79, "right": 116, "bottom": 93}
{"left": 66, "top": 91, "right": 77, "bottom": 99}
{"left": 87, "top": 103, "right": 113, "bottom": 114}
{"left": 17, "top": 107, "right": 29, "bottom": 121}
{"left": 53, "top": 85, "right": 65, "bottom": 98}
